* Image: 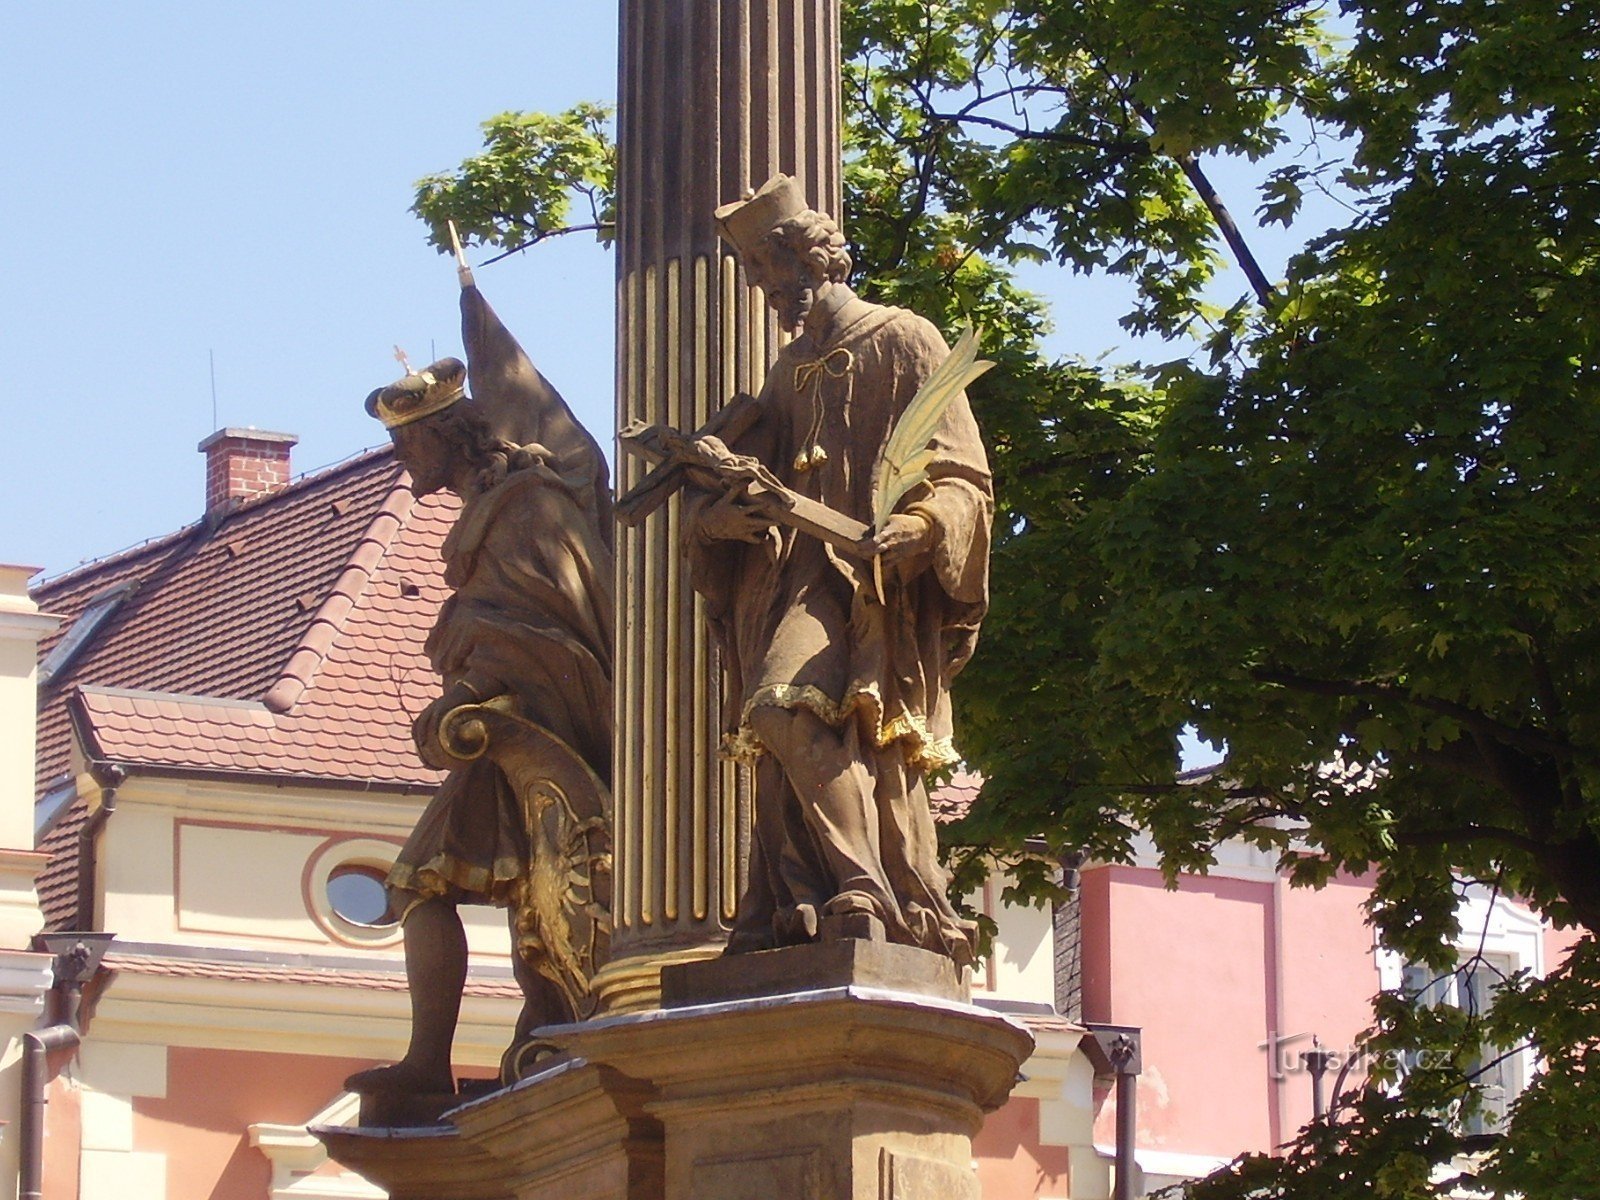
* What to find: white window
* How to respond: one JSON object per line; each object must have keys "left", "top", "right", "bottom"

{"left": 1399, "top": 950, "right": 1520, "bottom": 1134}
{"left": 1379, "top": 886, "right": 1544, "bottom": 1137}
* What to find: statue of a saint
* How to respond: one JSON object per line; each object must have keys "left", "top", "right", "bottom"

{"left": 350, "top": 280, "right": 613, "bottom": 1102}
{"left": 683, "top": 175, "right": 991, "bottom": 966}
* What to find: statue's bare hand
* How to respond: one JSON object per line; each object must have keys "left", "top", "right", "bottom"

{"left": 865, "top": 512, "right": 934, "bottom": 565}
{"left": 697, "top": 486, "right": 776, "bottom": 543}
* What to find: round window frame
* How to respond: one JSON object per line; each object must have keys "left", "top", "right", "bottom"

{"left": 303, "top": 836, "right": 406, "bottom": 949}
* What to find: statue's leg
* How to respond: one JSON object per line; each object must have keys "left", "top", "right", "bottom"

{"left": 745, "top": 704, "right": 899, "bottom": 935}
{"left": 727, "top": 755, "right": 831, "bottom": 951}
{"left": 346, "top": 897, "right": 466, "bottom": 1094}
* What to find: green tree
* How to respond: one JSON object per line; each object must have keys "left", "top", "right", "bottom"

{"left": 414, "top": 3, "right": 1600, "bottom": 1194}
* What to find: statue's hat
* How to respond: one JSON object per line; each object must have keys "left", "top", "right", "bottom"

{"left": 365, "top": 358, "right": 466, "bottom": 429}
{"left": 714, "top": 174, "right": 809, "bottom": 258}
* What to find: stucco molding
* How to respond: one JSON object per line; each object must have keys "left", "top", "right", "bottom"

{"left": 1099, "top": 832, "right": 1287, "bottom": 883}
{"left": 0, "top": 610, "right": 63, "bottom": 643}
{"left": 107, "top": 774, "right": 424, "bottom": 836}
{"left": 88, "top": 969, "right": 518, "bottom": 1067}
{"left": 0, "top": 949, "right": 53, "bottom": 1015}
{"left": 251, "top": 1092, "right": 385, "bottom": 1200}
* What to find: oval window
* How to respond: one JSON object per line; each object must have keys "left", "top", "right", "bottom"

{"left": 325, "top": 864, "right": 397, "bottom": 928}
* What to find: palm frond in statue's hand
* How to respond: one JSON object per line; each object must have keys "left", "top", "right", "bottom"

{"left": 870, "top": 326, "right": 994, "bottom": 602}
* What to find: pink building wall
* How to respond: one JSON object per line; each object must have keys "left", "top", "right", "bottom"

{"left": 134, "top": 1047, "right": 376, "bottom": 1200}
{"left": 1544, "top": 923, "right": 1584, "bottom": 971}
{"left": 42, "top": 1074, "right": 80, "bottom": 1200}
{"left": 1082, "top": 863, "right": 1374, "bottom": 1161}
{"left": 973, "top": 1095, "right": 1072, "bottom": 1198}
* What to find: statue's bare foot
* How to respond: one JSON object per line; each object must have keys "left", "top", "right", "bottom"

{"left": 345, "top": 1060, "right": 454, "bottom": 1096}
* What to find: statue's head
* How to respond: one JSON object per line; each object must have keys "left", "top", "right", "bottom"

{"left": 715, "top": 174, "right": 852, "bottom": 330}
{"left": 366, "top": 357, "right": 495, "bottom": 497}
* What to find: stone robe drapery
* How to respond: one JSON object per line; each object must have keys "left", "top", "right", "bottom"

{"left": 388, "top": 460, "right": 614, "bottom": 905}
{"left": 688, "top": 304, "right": 991, "bottom": 964}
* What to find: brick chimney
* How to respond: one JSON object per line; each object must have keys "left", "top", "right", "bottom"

{"left": 198, "top": 428, "right": 298, "bottom": 514}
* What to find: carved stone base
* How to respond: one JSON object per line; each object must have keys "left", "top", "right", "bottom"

{"left": 563, "top": 944, "right": 1030, "bottom": 1200}
{"left": 312, "top": 1125, "right": 509, "bottom": 1200}
{"left": 319, "top": 946, "right": 1030, "bottom": 1200}
{"left": 660, "top": 937, "right": 970, "bottom": 1008}
{"left": 317, "top": 1057, "right": 662, "bottom": 1200}
{"left": 354, "top": 1088, "right": 465, "bottom": 1131}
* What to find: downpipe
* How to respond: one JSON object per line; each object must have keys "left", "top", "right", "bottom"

{"left": 20, "top": 1025, "right": 79, "bottom": 1200}
{"left": 21, "top": 935, "right": 115, "bottom": 1200}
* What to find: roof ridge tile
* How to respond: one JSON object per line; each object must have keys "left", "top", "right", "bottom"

{"left": 263, "top": 480, "right": 417, "bottom": 714}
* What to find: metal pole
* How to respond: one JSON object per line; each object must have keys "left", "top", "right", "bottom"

{"left": 20, "top": 1024, "right": 80, "bottom": 1200}
{"left": 1301, "top": 1037, "right": 1335, "bottom": 1120}
{"left": 1089, "top": 1025, "right": 1143, "bottom": 1200}
{"left": 21, "top": 934, "right": 114, "bottom": 1200}
{"left": 1115, "top": 1064, "right": 1137, "bottom": 1200}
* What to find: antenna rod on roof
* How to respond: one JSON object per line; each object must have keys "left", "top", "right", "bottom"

{"left": 448, "top": 220, "right": 474, "bottom": 290}
{"left": 208, "top": 349, "right": 218, "bottom": 430}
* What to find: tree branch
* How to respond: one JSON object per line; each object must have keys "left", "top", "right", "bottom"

{"left": 1119, "top": 99, "right": 1278, "bottom": 305}
{"left": 926, "top": 108, "right": 1149, "bottom": 155}
{"left": 1172, "top": 151, "right": 1279, "bottom": 307}
{"left": 1250, "top": 668, "right": 1579, "bottom": 763}
{"left": 476, "top": 222, "right": 614, "bottom": 266}
{"left": 1391, "top": 826, "right": 1548, "bottom": 857}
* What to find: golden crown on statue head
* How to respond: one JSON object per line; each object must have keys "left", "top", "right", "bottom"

{"left": 713, "top": 174, "right": 811, "bottom": 259}
{"left": 365, "top": 356, "right": 468, "bottom": 430}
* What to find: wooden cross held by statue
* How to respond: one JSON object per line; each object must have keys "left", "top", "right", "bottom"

{"left": 617, "top": 326, "right": 993, "bottom": 599}
{"left": 617, "top": 395, "right": 871, "bottom": 556}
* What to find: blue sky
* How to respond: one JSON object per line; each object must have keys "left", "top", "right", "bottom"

{"left": 3, "top": 3, "right": 1315, "bottom": 586}
{"left": 4, "top": 3, "right": 620, "bottom": 579}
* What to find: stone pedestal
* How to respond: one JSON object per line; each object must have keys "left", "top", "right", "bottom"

{"left": 317, "top": 1058, "right": 662, "bottom": 1200}
{"left": 563, "top": 979, "right": 1031, "bottom": 1200}
{"left": 320, "top": 947, "right": 1032, "bottom": 1200}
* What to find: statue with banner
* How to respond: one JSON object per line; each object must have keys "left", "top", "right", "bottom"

{"left": 350, "top": 263, "right": 615, "bottom": 1109}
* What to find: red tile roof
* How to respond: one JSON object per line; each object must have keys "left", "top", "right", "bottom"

{"left": 62, "top": 483, "right": 460, "bottom": 789}
{"left": 32, "top": 447, "right": 456, "bottom": 927}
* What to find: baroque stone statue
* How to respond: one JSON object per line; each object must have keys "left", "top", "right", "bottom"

{"left": 622, "top": 175, "right": 992, "bottom": 968}
{"left": 349, "top": 277, "right": 614, "bottom": 1107}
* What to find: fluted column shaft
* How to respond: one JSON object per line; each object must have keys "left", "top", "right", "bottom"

{"left": 599, "top": 0, "right": 842, "bottom": 1012}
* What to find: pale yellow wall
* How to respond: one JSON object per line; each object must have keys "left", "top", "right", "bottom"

{"left": 992, "top": 896, "right": 1057, "bottom": 1006}
{"left": 0, "top": 564, "right": 61, "bottom": 1200}
{"left": 969, "top": 880, "right": 1059, "bottom": 1009}
{"left": 0, "top": 564, "right": 58, "bottom": 850}
{"left": 101, "top": 775, "right": 509, "bottom": 961}
{"left": 88, "top": 773, "right": 521, "bottom": 1076}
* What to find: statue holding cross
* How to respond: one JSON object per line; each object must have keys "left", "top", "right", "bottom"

{"left": 621, "top": 175, "right": 993, "bottom": 967}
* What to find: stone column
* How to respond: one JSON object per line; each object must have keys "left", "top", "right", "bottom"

{"left": 598, "top": 0, "right": 843, "bottom": 1013}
